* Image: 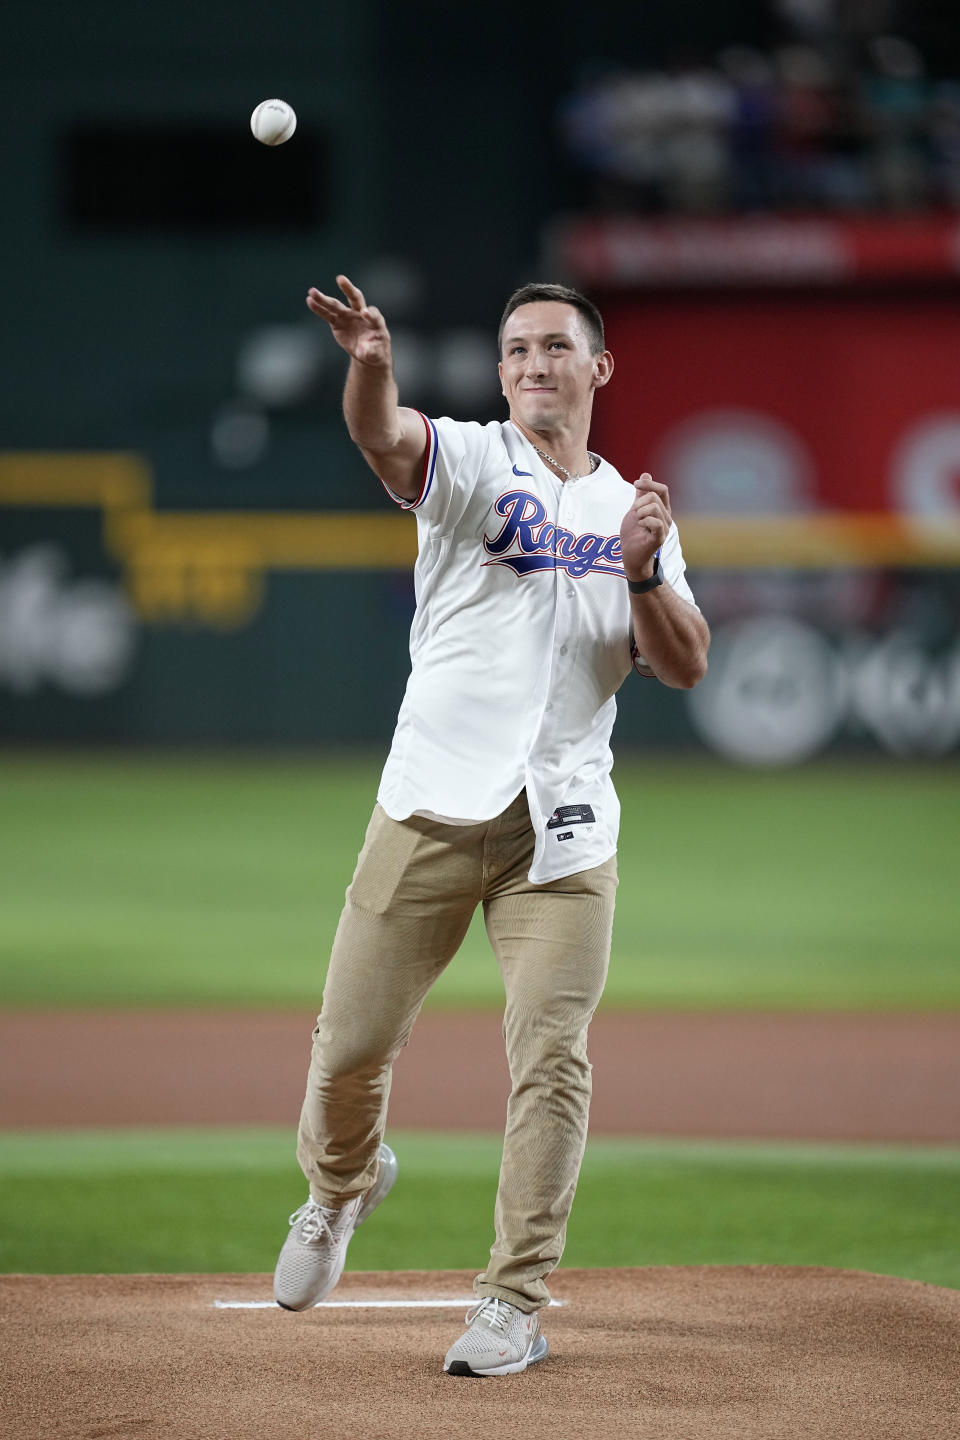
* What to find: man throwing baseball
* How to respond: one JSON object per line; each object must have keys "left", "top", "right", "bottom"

{"left": 273, "top": 274, "right": 710, "bottom": 1375}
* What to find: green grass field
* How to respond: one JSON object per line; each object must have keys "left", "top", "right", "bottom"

{"left": 1, "top": 751, "right": 957, "bottom": 1290}
{"left": 2, "top": 1128, "right": 958, "bottom": 1289}
{"left": 1, "top": 752, "right": 957, "bottom": 1009}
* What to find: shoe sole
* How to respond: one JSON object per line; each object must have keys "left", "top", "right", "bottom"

{"left": 445, "top": 1333, "right": 549, "bottom": 1377}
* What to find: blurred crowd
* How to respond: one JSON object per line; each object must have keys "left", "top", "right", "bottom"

{"left": 559, "top": 0, "right": 960, "bottom": 214}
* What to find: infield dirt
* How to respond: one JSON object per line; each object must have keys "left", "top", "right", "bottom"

{"left": 3, "top": 1266, "right": 959, "bottom": 1440}
{"left": 2, "top": 1008, "right": 959, "bottom": 1138}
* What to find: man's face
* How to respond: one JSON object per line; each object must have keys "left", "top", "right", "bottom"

{"left": 499, "top": 302, "right": 607, "bottom": 433}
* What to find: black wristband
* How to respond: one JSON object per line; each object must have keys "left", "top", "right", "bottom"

{"left": 627, "top": 556, "right": 663, "bottom": 594}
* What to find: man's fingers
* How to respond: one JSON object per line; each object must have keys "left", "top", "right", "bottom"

{"left": 628, "top": 497, "right": 669, "bottom": 542}
{"left": 632, "top": 494, "right": 670, "bottom": 524}
{"left": 634, "top": 472, "right": 670, "bottom": 500}
{"left": 306, "top": 278, "right": 390, "bottom": 365}
{"left": 632, "top": 478, "right": 672, "bottom": 530}
{"left": 632, "top": 507, "right": 668, "bottom": 533}
{"left": 336, "top": 274, "right": 367, "bottom": 310}
{"left": 307, "top": 286, "right": 344, "bottom": 306}
{"left": 306, "top": 287, "right": 350, "bottom": 318}
{"left": 307, "top": 287, "right": 383, "bottom": 329}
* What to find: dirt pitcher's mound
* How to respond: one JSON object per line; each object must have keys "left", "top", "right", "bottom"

{"left": 3, "top": 1267, "right": 958, "bottom": 1440}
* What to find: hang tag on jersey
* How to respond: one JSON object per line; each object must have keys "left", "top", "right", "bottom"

{"left": 547, "top": 804, "right": 596, "bottom": 831}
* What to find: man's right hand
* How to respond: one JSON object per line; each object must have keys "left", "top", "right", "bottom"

{"left": 307, "top": 273, "right": 427, "bottom": 501}
{"left": 306, "top": 274, "right": 392, "bottom": 368}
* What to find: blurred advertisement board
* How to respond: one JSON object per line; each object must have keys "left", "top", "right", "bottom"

{"left": 680, "top": 572, "right": 960, "bottom": 764}
{"left": 550, "top": 215, "right": 960, "bottom": 291}
{"left": 592, "top": 290, "right": 960, "bottom": 762}
{"left": 594, "top": 292, "right": 960, "bottom": 515}
{"left": 2, "top": 449, "right": 958, "bottom": 763}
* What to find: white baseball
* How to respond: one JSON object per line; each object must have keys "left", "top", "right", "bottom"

{"left": 250, "top": 99, "right": 297, "bottom": 147}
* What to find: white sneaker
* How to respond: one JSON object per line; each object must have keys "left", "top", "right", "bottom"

{"left": 444, "top": 1297, "right": 549, "bottom": 1376}
{"left": 273, "top": 1142, "right": 397, "bottom": 1311}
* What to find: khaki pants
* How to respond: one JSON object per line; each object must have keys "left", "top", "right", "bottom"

{"left": 296, "top": 790, "right": 618, "bottom": 1311}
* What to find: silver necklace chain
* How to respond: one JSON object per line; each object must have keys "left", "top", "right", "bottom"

{"left": 531, "top": 444, "right": 600, "bottom": 484}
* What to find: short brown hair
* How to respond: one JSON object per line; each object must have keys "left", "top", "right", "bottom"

{"left": 498, "top": 283, "right": 605, "bottom": 357}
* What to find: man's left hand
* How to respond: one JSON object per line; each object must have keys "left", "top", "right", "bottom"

{"left": 620, "top": 473, "right": 671, "bottom": 580}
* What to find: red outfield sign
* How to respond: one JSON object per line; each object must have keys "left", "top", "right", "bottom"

{"left": 592, "top": 292, "right": 960, "bottom": 519}
{"left": 549, "top": 215, "right": 960, "bottom": 288}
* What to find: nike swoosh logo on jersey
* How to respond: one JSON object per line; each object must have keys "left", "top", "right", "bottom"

{"left": 512, "top": 464, "right": 534, "bottom": 478}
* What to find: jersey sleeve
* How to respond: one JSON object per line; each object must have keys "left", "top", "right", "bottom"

{"left": 631, "top": 520, "right": 699, "bottom": 677}
{"left": 379, "top": 412, "right": 489, "bottom": 532}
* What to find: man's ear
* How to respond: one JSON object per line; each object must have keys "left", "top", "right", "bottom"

{"left": 593, "top": 350, "right": 615, "bottom": 390}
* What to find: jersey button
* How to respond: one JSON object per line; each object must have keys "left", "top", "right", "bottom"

{"left": 560, "top": 644, "right": 568, "bottom": 656}
{"left": 566, "top": 588, "right": 575, "bottom": 599}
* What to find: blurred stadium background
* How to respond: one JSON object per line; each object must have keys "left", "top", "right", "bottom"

{"left": 1, "top": 0, "right": 959, "bottom": 1288}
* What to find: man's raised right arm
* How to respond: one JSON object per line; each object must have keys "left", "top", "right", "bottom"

{"left": 306, "top": 274, "right": 426, "bottom": 501}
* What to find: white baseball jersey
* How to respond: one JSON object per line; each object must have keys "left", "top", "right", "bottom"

{"left": 377, "top": 414, "right": 697, "bottom": 883}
